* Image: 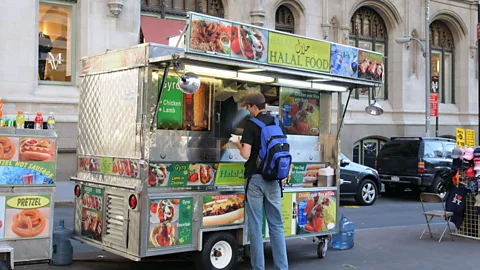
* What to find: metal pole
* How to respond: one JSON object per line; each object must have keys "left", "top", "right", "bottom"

{"left": 425, "top": 0, "right": 431, "bottom": 136}
{"left": 478, "top": 1, "right": 480, "bottom": 144}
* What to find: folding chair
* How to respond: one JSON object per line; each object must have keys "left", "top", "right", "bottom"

{"left": 419, "top": 192, "right": 454, "bottom": 242}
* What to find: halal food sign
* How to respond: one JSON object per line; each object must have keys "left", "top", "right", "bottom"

{"left": 268, "top": 32, "right": 330, "bottom": 72}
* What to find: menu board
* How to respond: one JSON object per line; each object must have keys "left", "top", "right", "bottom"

{"left": 80, "top": 186, "right": 104, "bottom": 242}
{"left": 148, "top": 198, "right": 193, "bottom": 249}
{"left": 186, "top": 12, "right": 384, "bottom": 83}
{"left": 0, "top": 136, "right": 56, "bottom": 185}
{"left": 214, "top": 163, "right": 245, "bottom": 186}
{"left": 157, "top": 76, "right": 184, "bottom": 129}
{"left": 78, "top": 156, "right": 140, "bottom": 179}
{"left": 3, "top": 195, "right": 51, "bottom": 239}
{"left": 202, "top": 194, "right": 245, "bottom": 227}
{"left": 358, "top": 50, "right": 384, "bottom": 82}
{"left": 280, "top": 88, "right": 321, "bottom": 136}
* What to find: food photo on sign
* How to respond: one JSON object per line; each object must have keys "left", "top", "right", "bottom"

{"left": 230, "top": 23, "right": 268, "bottom": 62}
{"left": 81, "top": 208, "right": 102, "bottom": 241}
{"left": 149, "top": 198, "right": 193, "bottom": 248}
{"left": 187, "top": 163, "right": 217, "bottom": 186}
{"left": 148, "top": 163, "right": 169, "bottom": 187}
{"left": 280, "top": 88, "right": 320, "bottom": 136}
{"left": 202, "top": 194, "right": 245, "bottom": 227}
{"left": 296, "top": 191, "right": 336, "bottom": 234}
{"left": 189, "top": 14, "right": 232, "bottom": 56}
{"left": 358, "top": 50, "right": 383, "bottom": 82}
{"left": 19, "top": 138, "right": 56, "bottom": 162}
{"left": 4, "top": 195, "right": 51, "bottom": 239}
{"left": 0, "top": 137, "right": 19, "bottom": 161}
{"left": 78, "top": 156, "right": 100, "bottom": 173}
{"left": 113, "top": 158, "right": 139, "bottom": 178}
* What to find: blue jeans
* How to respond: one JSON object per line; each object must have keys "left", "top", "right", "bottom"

{"left": 245, "top": 174, "right": 288, "bottom": 270}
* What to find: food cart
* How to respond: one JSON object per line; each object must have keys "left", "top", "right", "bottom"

{"left": 0, "top": 127, "right": 57, "bottom": 267}
{"left": 71, "top": 12, "right": 383, "bottom": 269}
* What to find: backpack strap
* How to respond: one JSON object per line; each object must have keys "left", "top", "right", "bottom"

{"left": 249, "top": 117, "right": 266, "bottom": 128}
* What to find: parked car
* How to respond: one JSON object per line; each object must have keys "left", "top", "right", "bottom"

{"left": 375, "top": 137, "right": 455, "bottom": 198}
{"left": 340, "top": 153, "right": 382, "bottom": 206}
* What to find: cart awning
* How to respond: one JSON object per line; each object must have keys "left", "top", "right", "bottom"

{"left": 140, "top": 16, "right": 185, "bottom": 45}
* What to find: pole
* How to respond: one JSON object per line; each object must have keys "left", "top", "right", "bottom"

{"left": 425, "top": 0, "right": 431, "bottom": 137}
{"left": 478, "top": 1, "right": 480, "bottom": 144}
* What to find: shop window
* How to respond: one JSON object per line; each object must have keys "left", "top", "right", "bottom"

{"left": 349, "top": 7, "right": 388, "bottom": 100}
{"left": 141, "top": 0, "right": 224, "bottom": 18}
{"left": 430, "top": 20, "right": 454, "bottom": 104}
{"left": 352, "top": 138, "right": 387, "bottom": 168}
{"left": 38, "top": 1, "right": 76, "bottom": 84}
{"left": 275, "top": 5, "right": 295, "bottom": 34}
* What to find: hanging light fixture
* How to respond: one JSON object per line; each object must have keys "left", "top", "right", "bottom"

{"left": 365, "top": 87, "right": 384, "bottom": 116}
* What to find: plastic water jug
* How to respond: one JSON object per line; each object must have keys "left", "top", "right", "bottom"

{"left": 52, "top": 220, "right": 73, "bottom": 265}
{"left": 332, "top": 214, "right": 354, "bottom": 250}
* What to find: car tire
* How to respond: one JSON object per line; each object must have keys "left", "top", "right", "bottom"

{"left": 355, "top": 179, "right": 378, "bottom": 205}
{"left": 428, "top": 176, "right": 448, "bottom": 200}
{"left": 384, "top": 183, "right": 405, "bottom": 197}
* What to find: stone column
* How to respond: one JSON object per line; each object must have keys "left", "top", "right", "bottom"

{"left": 250, "top": 0, "right": 266, "bottom": 26}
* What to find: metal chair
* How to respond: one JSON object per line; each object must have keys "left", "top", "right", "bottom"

{"left": 419, "top": 192, "right": 454, "bottom": 242}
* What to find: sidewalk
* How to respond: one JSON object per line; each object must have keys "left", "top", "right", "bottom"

{"left": 15, "top": 206, "right": 480, "bottom": 270}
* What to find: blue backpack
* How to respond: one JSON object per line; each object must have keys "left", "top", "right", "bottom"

{"left": 249, "top": 117, "right": 292, "bottom": 181}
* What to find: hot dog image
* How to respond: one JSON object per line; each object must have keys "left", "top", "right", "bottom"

{"left": 19, "top": 138, "right": 55, "bottom": 161}
{"left": 303, "top": 165, "right": 324, "bottom": 182}
{"left": 202, "top": 195, "right": 244, "bottom": 227}
{"left": 0, "top": 137, "right": 16, "bottom": 160}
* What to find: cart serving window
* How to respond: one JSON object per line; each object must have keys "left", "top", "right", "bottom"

{"left": 72, "top": 12, "right": 383, "bottom": 269}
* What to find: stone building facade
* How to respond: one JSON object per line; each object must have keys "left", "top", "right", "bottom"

{"left": 0, "top": 0, "right": 477, "bottom": 192}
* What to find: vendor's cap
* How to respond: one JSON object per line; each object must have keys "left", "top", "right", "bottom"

{"left": 240, "top": 92, "right": 266, "bottom": 107}
{"left": 474, "top": 147, "right": 480, "bottom": 158}
{"left": 464, "top": 147, "right": 475, "bottom": 161}
{"left": 474, "top": 158, "right": 480, "bottom": 171}
{"left": 451, "top": 147, "right": 464, "bottom": 159}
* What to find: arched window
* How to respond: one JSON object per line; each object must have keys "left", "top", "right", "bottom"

{"left": 353, "top": 138, "right": 387, "bottom": 168}
{"left": 141, "top": 0, "right": 224, "bottom": 18}
{"left": 275, "top": 5, "right": 295, "bottom": 34}
{"left": 349, "top": 7, "right": 388, "bottom": 100}
{"left": 430, "top": 20, "right": 454, "bottom": 104}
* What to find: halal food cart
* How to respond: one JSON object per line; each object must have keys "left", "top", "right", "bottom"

{"left": 71, "top": 12, "right": 383, "bottom": 269}
{"left": 0, "top": 127, "right": 57, "bottom": 267}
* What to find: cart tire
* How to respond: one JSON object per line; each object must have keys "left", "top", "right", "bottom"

{"left": 317, "top": 240, "right": 327, "bottom": 259}
{"left": 0, "top": 261, "right": 8, "bottom": 270}
{"left": 195, "top": 232, "right": 238, "bottom": 270}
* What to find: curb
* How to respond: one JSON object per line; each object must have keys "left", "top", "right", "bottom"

{"left": 55, "top": 201, "right": 74, "bottom": 207}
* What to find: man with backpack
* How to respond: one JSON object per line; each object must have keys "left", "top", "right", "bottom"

{"left": 236, "top": 91, "right": 290, "bottom": 270}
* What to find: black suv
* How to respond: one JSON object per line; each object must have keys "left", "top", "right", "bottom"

{"left": 376, "top": 137, "right": 456, "bottom": 198}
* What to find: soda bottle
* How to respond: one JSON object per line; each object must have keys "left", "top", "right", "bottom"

{"left": 0, "top": 97, "right": 3, "bottom": 118}
{"left": 24, "top": 111, "right": 29, "bottom": 121}
{"left": 34, "top": 112, "right": 44, "bottom": 130}
{"left": 15, "top": 111, "right": 25, "bottom": 129}
{"left": 47, "top": 112, "right": 55, "bottom": 130}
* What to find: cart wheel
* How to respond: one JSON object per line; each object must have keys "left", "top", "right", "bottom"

{"left": 195, "top": 232, "right": 238, "bottom": 270}
{"left": 317, "top": 240, "right": 328, "bottom": 259}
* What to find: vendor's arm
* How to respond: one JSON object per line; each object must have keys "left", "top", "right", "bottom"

{"left": 237, "top": 121, "right": 255, "bottom": 159}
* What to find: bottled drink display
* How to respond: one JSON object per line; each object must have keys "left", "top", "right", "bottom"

{"left": 332, "top": 214, "right": 355, "bottom": 250}
{"left": 15, "top": 111, "right": 25, "bottom": 129}
{"left": 47, "top": 112, "right": 55, "bottom": 130}
{"left": 34, "top": 112, "right": 44, "bottom": 130}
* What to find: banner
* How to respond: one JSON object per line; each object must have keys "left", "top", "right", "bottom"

{"left": 78, "top": 156, "right": 140, "bottom": 179}
{"left": 186, "top": 12, "right": 384, "bottom": 83}
{"left": 280, "top": 88, "right": 320, "bottom": 136}
{"left": 296, "top": 191, "right": 336, "bottom": 234}
{"left": 202, "top": 194, "right": 245, "bottom": 227}
{"left": 148, "top": 198, "right": 193, "bottom": 249}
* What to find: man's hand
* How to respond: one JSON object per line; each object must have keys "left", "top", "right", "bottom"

{"left": 236, "top": 137, "right": 242, "bottom": 149}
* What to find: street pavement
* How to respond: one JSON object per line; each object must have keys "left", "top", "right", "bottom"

{"left": 15, "top": 192, "right": 478, "bottom": 270}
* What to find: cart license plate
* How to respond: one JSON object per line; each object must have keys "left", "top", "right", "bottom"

{"left": 391, "top": 176, "right": 400, "bottom": 181}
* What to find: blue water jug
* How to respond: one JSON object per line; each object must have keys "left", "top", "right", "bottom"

{"left": 52, "top": 219, "right": 73, "bottom": 265}
{"left": 332, "top": 214, "right": 354, "bottom": 250}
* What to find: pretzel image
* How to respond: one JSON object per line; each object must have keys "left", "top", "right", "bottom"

{"left": 0, "top": 137, "right": 15, "bottom": 160}
{"left": 11, "top": 209, "right": 46, "bottom": 237}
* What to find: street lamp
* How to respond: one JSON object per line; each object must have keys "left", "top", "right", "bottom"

{"left": 395, "top": 0, "right": 431, "bottom": 137}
